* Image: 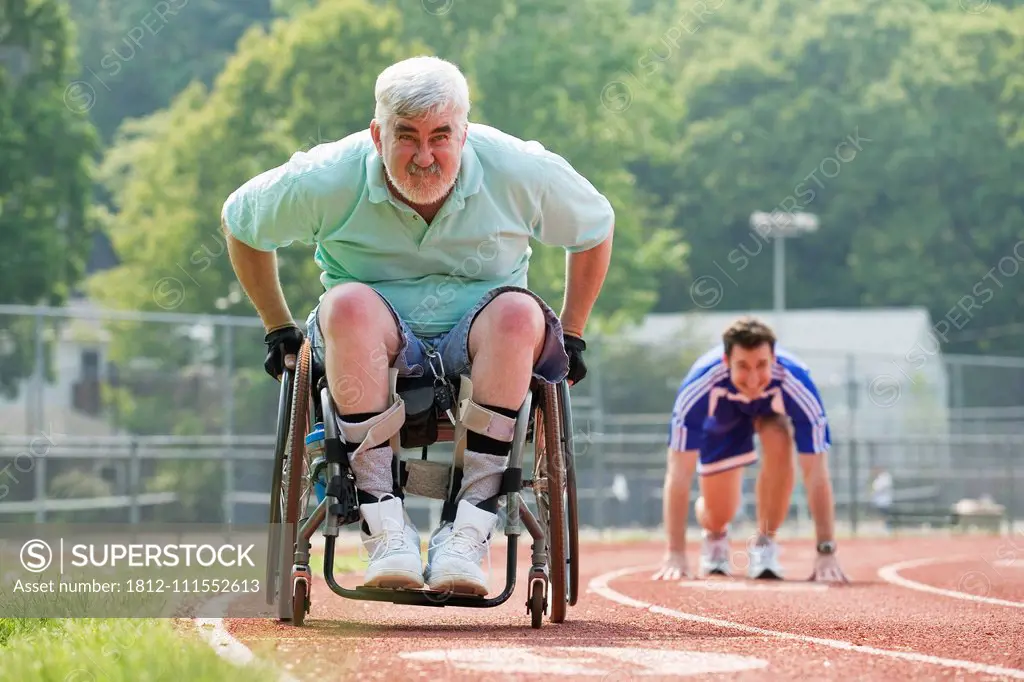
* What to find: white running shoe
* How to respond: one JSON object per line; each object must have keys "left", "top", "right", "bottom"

{"left": 699, "top": 532, "right": 731, "bottom": 577}
{"left": 748, "top": 537, "right": 784, "bottom": 579}
{"left": 425, "top": 500, "right": 496, "bottom": 596}
{"left": 358, "top": 496, "right": 424, "bottom": 589}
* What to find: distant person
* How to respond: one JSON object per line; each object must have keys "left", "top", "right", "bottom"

{"left": 870, "top": 467, "right": 893, "bottom": 532}
{"left": 651, "top": 316, "right": 848, "bottom": 583}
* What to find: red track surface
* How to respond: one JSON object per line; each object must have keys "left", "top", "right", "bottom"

{"left": 223, "top": 532, "right": 1024, "bottom": 681}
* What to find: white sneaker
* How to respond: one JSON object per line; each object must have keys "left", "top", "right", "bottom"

{"left": 748, "top": 537, "right": 784, "bottom": 579}
{"left": 425, "top": 500, "right": 496, "bottom": 596}
{"left": 359, "top": 496, "right": 424, "bottom": 589}
{"left": 700, "top": 532, "right": 731, "bottom": 577}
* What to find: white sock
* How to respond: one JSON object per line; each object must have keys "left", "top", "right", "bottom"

{"left": 348, "top": 445, "right": 395, "bottom": 499}
{"left": 458, "top": 450, "right": 507, "bottom": 508}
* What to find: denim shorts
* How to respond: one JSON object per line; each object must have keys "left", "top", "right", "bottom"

{"left": 304, "top": 285, "right": 570, "bottom": 385}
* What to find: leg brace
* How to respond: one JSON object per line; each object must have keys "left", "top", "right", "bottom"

{"left": 330, "top": 369, "right": 407, "bottom": 501}
{"left": 446, "top": 376, "right": 518, "bottom": 513}
{"left": 334, "top": 368, "right": 406, "bottom": 453}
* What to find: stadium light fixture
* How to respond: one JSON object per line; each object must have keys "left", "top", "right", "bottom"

{"left": 749, "top": 211, "right": 820, "bottom": 311}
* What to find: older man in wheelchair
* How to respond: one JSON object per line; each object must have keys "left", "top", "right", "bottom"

{"left": 222, "top": 56, "right": 613, "bottom": 600}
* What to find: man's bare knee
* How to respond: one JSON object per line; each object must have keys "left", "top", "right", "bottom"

{"left": 321, "top": 283, "right": 400, "bottom": 357}
{"left": 468, "top": 292, "right": 545, "bottom": 361}
{"left": 699, "top": 467, "right": 744, "bottom": 530}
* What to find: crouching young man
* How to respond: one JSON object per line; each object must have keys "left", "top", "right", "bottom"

{"left": 651, "top": 317, "right": 849, "bottom": 583}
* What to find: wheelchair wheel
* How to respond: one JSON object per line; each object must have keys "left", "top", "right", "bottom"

{"left": 529, "top": 580, "right": 544, "bottom": 629}
{"left": 265, "top": 362, "right": 292, "bottom": 605}
{"left": 566, "top": 455, "right": 580, "bottom": 606}
{"left": 533, "top": 382, "right": 571, "bottom": 623}
{"left": 268, "top": 341, "right": 312, "bottom": 623}
{"left": 559, "top": 381, "right": 580, "bottom": 607}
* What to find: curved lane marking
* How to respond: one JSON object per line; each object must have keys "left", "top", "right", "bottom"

{"left": 589, "top": 564, "right": 1024, "bottom": 680}
{"left": 877, "top": 555, "right": 1023, "bottom": 609}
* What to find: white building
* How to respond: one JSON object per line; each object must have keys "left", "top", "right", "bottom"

{"left": 617, "top": 306, "right": 951, "bottom": 441}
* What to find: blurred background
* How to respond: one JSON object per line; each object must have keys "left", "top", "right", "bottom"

{"left": 1, "top": 0, "right": 1021, "bottom": 537}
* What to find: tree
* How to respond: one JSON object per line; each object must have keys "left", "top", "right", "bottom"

{"left": 0, "top": 0, "right": 99, "bottom": 397}
{"left": 644, "top": 0, "right": 1024, "bottom": 356}
{"left": 62, "top": 0, "right": 278, "bottom": 144}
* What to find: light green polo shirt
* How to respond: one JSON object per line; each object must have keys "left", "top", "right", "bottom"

{"left": 221, "top": 123, "right": 614, "bottom": 336}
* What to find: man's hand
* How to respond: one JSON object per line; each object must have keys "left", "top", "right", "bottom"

{"left": 264, "top": 324, "right": 304, "bottom": 380}
{"left": 563, "top": 333, "right": 587, "bottom": 385}
{"left": 651, "top": 551, "right": 690, "bottom": 581}
{"left": 809, "top": 552, "right": 849, "bottom": 584}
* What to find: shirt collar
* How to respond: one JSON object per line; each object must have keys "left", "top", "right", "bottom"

{"left": 366, "top": 135, "right": 483, "bottom": 206}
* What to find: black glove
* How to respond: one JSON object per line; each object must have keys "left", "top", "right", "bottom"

{"left": 563, "top": 334, "right": 587, "bottom": 386}
{"left": 264, "top": 325, "right": 305, "bottom": 380}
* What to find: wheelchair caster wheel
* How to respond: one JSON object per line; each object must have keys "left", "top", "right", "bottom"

{"left": 291, "top": 564, "right": 311, "bottom": 626}
{"left": 526, "top": 576, "right": 547, "bottom": 629}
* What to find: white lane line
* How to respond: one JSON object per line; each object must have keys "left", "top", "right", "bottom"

{"left": 877, "top": 556, "right": 1024, "bottom": 609}
{"left": 589, "top": 564, "right": 1024, "bottom": 680}
{"left": 400, "top": 647, "right": 770, "bottom": 676}
{"left": 194, "top": 593, "right": 301, "bottom": 682}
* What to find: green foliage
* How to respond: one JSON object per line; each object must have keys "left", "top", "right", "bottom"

{"left": 646, "top": 0, "right": 1024, "bottom": 355}
{"left": 48, "top": 468, "right": 114, "bottom": 523}
{"left": 146, "top": 460, "right": 224, "bottom": 522}
{"left": 0, "top": 0, "right": 100, "bottom": 397}
{"left": 62, "top": 0, "right": 278, "bottom": 143}
{"left": 593, "top": 338, "right": 703, "bottom": 415}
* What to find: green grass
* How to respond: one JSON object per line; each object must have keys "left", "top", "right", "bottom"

{"left": 0, "top": 617, "right": 282, "bottom": 682}
{"left": 0, "top": 547, "right": 385, "bottom": 681}
{"left": 0, "top": 615, "right": 66, "bottom": 646}
{"left": 0, "top": 538, "right": 378, "bottom": 681}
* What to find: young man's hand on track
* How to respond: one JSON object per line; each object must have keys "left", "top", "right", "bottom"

{"left": 809, "top": 553, "right": 850, "bottom": 584}
{"left": 651, "top": 551, "right": 690, "bottom": 581}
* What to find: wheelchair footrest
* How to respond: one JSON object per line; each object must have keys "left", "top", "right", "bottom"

{"left": 347, "top": 585, "right": 488, "bottom": 607}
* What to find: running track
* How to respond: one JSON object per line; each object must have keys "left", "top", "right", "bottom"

{"left": 206, "top": 531, "right": 1024, "bottom": 680}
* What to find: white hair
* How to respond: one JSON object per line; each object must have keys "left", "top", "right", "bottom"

{"left": 374, "top": 56, "right": 471, "bottom": 130}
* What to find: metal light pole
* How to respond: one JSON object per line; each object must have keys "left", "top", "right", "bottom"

{"left": 749, "top": 211, "right": 819, "bottom": 311}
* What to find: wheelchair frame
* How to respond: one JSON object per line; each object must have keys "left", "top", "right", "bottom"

{"left": 265, "top": 339, "right": 580, "bottom": 628}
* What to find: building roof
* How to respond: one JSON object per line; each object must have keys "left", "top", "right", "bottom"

{"left": 621, "top": 307, "right": 936, "bottom": 359}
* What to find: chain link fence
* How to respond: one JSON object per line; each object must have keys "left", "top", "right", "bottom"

{"left": 1, "top": 304, "right": 1020, "bottom": 534}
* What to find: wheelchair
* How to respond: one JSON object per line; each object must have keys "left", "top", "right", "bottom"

{"left": 265, "top": 337, "right": 580, "bottom": 628}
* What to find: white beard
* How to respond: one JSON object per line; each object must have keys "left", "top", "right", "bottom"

{"left": 384, "top": 157, "right": 460, "bottom": 206}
